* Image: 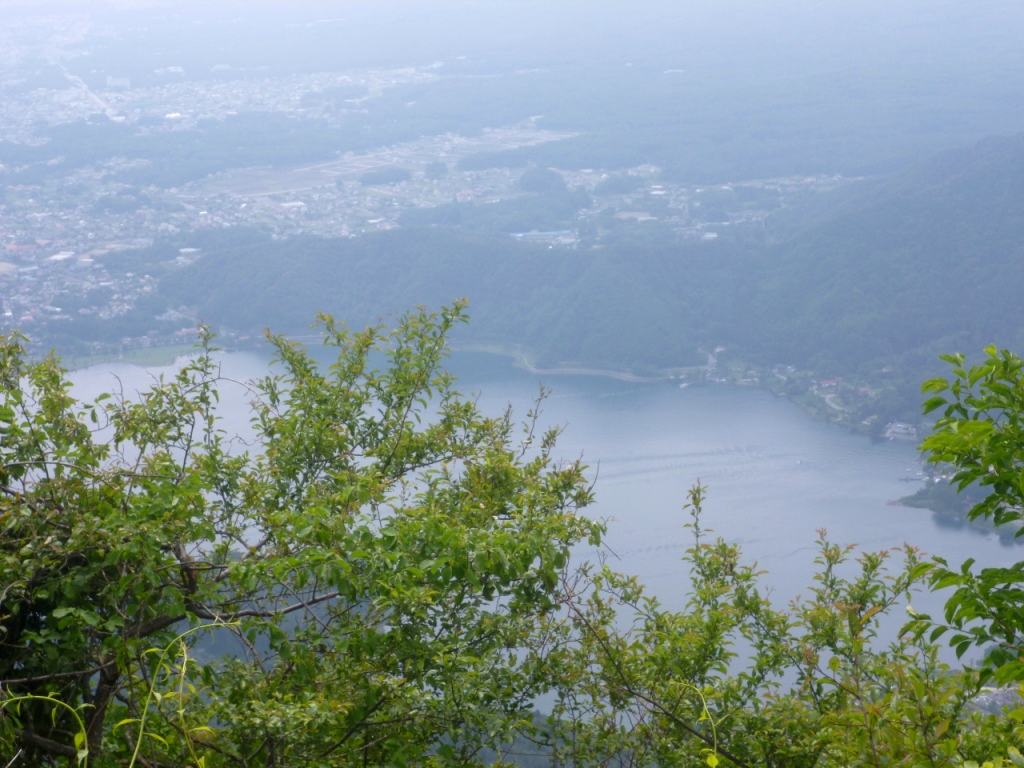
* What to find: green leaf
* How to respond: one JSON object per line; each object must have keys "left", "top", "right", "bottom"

{"left": 436, "top": 743, "right": 457, "bottom": 762}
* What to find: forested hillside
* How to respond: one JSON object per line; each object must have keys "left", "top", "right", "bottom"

{"left": 137, "top": 131, "right": 1024, "bottom": 418}
{"left": 744, "top": 132, "right": 1024, "bottom": 374}
{"left": 6, "top": 0, "right": 1024, "bottom": 422}
{"left": 151, "top": 225, "right": 740, "bottom": 372}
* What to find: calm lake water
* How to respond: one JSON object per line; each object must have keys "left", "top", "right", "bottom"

{"left": 71, "top": 349, "right": 1018, "bottom": 619}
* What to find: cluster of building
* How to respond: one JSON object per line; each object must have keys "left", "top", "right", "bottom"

{"left": 0, "top": 22, "right": 436, "bottom": 144}
{"left": 0, "top": 145, "right": 848, "bottom": 346}
{"left": 0, "top": 15, "right": 853, "bottom": 371}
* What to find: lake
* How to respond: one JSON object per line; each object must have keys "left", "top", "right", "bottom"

{"left": 70, "top": 348, "right": 1018, "bottom": 620}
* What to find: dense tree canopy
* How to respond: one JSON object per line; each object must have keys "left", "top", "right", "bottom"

{"left": 4, "top": 312, "right": 1024, "bottom": 767}
{"left": 913, "top": 347, "right": 1024, "bottom": 684}
{"left": 0, "top": 304, "right": 601, "bottom": 766}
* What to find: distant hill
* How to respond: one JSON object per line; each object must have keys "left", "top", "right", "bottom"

{"left": 742, "top": 132, "right": 1024, "bottom": 375}
{"left": 152, "top": 225, "right": 723, "bottom": 372}
{"left": 143, "top": 132, "right": 1024, "bottom": 420}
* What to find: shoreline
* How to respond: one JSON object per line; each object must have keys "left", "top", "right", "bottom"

{"left": 70, "top": 342, "right": 670, "bottom": 384}
{"left": 516, "top": 363, "right": 662, "bottom": 383}
{"left": 65, "top": 338, "right": 967, "bottom": 524}
{"left": 64, "top": 331, "right": 686, "bottom": 385}
{"left": 450, "top": 342, "right": 673, "bottom": 384}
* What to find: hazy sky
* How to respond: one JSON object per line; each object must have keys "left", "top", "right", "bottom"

{"left": 3, "top": 0, "right": 1023, "bottom": 178}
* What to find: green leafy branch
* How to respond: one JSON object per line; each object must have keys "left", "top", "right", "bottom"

{"left": 0, "top": 693, "right": 91, "bottom": 766}
{"left": 114, "top": 622, "right": 236, "bottom": 768}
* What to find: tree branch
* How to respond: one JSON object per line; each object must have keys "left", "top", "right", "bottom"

{"left": 17, "top": 729, "right": 77, "bottom": 759}
{"left": 1, "top": 659, "right": 115, "bottom": 687}
{"left": 568, "top": 600, "right": 754, "bottom": 768}
{"left": 188, "top": 590, "right": 341, "bottom": 620}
